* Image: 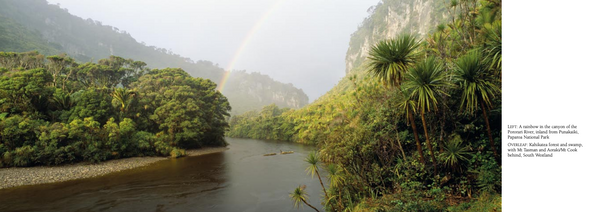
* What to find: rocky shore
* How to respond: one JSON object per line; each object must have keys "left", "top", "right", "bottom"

{"left": 0, "top": 147, "right": 228, "bottom": 190}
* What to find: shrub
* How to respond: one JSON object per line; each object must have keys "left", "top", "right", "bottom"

{"left": 13, "top": 145, "right": 36, "bottom": 167}
{"left": 134, "top": 131, "right": 156, "bottom": 156}
{"left": 392, "top": 199, "right": 440, "bottom": 212}
{"left": 446, "top": 192, "right": 501, "bottom": 212}
{"left": 1, "top": 150, "right": 13, "bottom": 167}
{"left": 471, "top": 154, "right": 501, "bottom": 194}
{"left": 170, "top": 148, "right": 186, "bottom": 158}
{"left": 0, "top": 115, "right": 43, "bottom": 150}
{"left": 81, "top": 143, "right": 109, "bottom": 163}
{"left": 153, "top": 139, "right": 173, "bottom": 156}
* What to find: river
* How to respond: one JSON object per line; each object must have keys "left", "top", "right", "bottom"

{"left": 0, "top": 138, "right": 325, "bottom": 212}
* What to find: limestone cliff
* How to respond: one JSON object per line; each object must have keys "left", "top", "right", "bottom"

{"left": 345, "top": 0, "right": 447, "bottom": 74}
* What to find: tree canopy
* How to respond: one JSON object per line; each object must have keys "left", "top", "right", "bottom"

{"left": 0, "top": 52, "right": 231, "bottom": 167}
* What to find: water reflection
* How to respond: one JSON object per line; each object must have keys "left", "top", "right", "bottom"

{"left": 0, "top": 138, "right": 323, "bottom": 212}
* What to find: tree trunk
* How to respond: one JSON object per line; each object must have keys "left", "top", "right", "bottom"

{"left": 420, "top": 111, "right": 437, "bottom": 174}
{"left": 315, "top": 170, "right": 329, "bottom": 202}
{"left": 480, "top": 99, "right": 498, "bottom": 160}
{"left": 302, "top": 199, "right": 321, "bottom": 212}
{"left": 409, "top": 112, "right": 425, "bottom": 164}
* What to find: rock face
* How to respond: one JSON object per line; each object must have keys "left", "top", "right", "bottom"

{"left": 223, "top": 71, "right": 308, "bottom": 115}
{"left": 345, "top": 0, "right": 447, "bottom": 74}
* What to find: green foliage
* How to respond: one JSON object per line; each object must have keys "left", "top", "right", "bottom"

{"left": 454, "top": 50, "right": 500, "bottom": 114}
{"left": 68, "top": 88, "right": 115, "bottom": 125}
{"left": 170, "top": 148, "right": 186, "bottom": 158}
{"left": 290, "top": 185, "right": 320, "bottom": 212}
{"left": 226, "top": 104, "right": 295, "bottom": 141}
{"left": 229, "top": 0, "right": 502, "bottom": 211}
{"left": 12, "top": 145, "right": 35, "bottom": 167}
{"left": 440, "top": 134, "right": 472, "bottom": 172}
{"left": 134, "top": 68, "right": 230, "bottom": 148}
{"left": 367, "top": 34, "right": 421, "bottom": 87}
{"left": 305, "top": 151, "right": 321, "bottom": 178}
{"left": 454, "top": 49, "right": 500, "bottom": 158}
{"left": 110, "top": 88, "right": 136, "bottom": 119}
{"left": 481, "top": 21, "right": 502, "bottom": 72}
{"left": 51, "top": 89, "right": 73, "bottom": 112}
{"left": 404, "top": 57, "right": 451, "bottom": 114}
{"left": 0, "top": 115, "right": 43, "bottom": 149}
{"left": 133, "top": 131, "right": 158, "bottom": 155}
{"left": 471, "top": 154, "right": 501, "bottom": 194}
{"left": 391, "top": 199, "right": 442, "bottom": 212}
{"left": 0, "top": 53, "right": 231, "bottom": 167}
{"left": 0, "top": 16, "right": 62, "bottom": 56}
{"left": 290, "top": 185, "right": 310, "bottom": 209}
{"left": 447, "top": 192, "right": 501, "bottom": 212}
{"left": 326, "top": 164, "right": 344, "bottom": 188}
{"left": 0, "top": 67, "right": 52, "bottom": 115}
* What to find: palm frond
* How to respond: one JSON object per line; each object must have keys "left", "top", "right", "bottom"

{"left": 290, "top": 185, "right": 309, "bottom": 208}
{"left": 305, "top": 151, "right": 320, "bottom": 178}
{"left": 454, "top": 50, "right": 500, "bottom": 114}
{"left": 403, "top": 57, "right": 452, "bottom": 113}
{"left": 326, "top": 163, "right": 345, "bottom": 188}
{"left": 440, "top": 134, "right": 472, "bottom": 172}
{"left": 367, "top": 34, "right": 421, "bottom": 88}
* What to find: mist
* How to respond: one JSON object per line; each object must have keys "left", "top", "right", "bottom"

{"left": 46, "top": 0, "right": 380, "bottom": 102}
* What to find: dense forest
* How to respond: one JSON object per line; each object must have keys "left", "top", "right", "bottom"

{"left": 0, "top": 0, "right": 308, "bottom": 115}
{"left": 0, "top": 52, "right": 230, "bottom": 167}
{"left": 228, "top": 0, "right": 502, "bottom": 211}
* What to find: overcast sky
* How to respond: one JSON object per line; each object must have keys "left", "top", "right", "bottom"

{"left": 46, "top": 0, "right": 380, "bottom": 101}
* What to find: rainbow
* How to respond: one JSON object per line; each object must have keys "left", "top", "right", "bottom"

{"left": 217, "top": 0, "right": 285, "bottom": 92}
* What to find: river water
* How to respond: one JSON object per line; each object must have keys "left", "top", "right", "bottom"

{"left": 0, "top": 138, "right": 325, "bottom": 212}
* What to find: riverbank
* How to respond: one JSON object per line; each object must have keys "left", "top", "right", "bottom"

{"left": 0, "top": 147, "right": 228, "bottom": 190}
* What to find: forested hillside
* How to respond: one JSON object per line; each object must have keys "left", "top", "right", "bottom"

{"left": 0, "top": 14, "right": 61, "bottom": 56}
{"left": 0, "top": 0, "right": 308, "bottom": 115}
{"left": 0, "top": 52, "right": 230, "bottom": 167}
{"left": 228, "top": 0, "right": 502, "bottom": 211}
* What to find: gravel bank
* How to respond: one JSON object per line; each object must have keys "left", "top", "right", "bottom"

{"left": 0, "top": 147, "right": 228, "bottom": 190}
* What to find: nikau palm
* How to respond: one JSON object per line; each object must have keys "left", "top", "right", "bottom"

{"left": 454, "top": 50, "right": 500, "bottom": 158}
{"left": 403, "top": 57, "right": 452, "bottom": 173}
{"left": 111, "top": 88, "right": 135, "bottom": 113}
{"left": 111, "top": 88, "right": 136, "bottom": 120}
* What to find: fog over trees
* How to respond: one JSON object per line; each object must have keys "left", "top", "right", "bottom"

{"left": 47, "top": 0, "right": 380, "bottom": 101}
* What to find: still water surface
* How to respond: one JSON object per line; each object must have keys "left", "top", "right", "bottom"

{"left": 0, "top": 138, "right": 324, "bottom": 212}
